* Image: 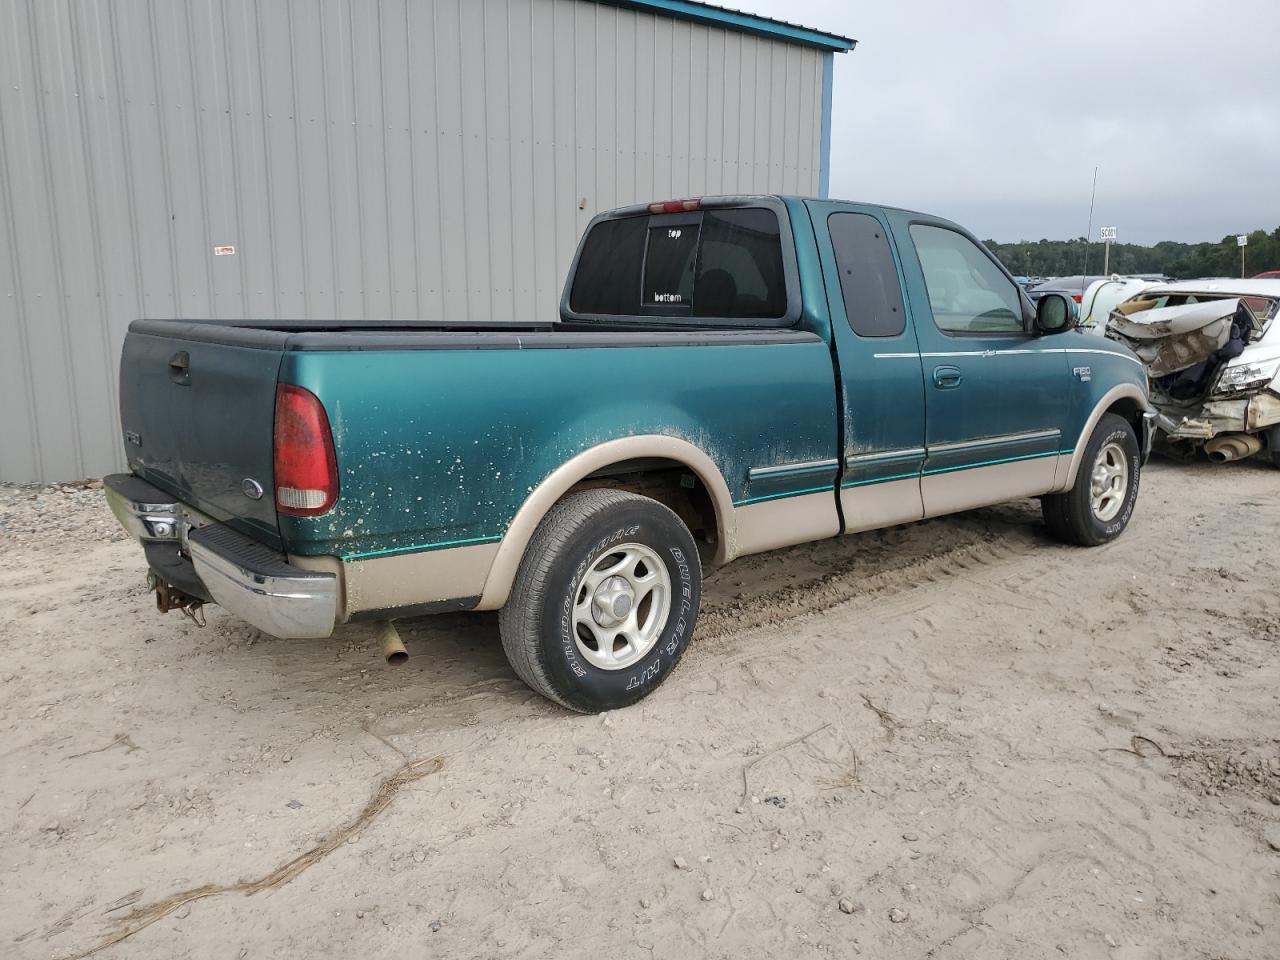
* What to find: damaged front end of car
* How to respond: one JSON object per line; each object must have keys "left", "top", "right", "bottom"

{"left": 1104, "top": 285, "right": 1280, "bottom": 464}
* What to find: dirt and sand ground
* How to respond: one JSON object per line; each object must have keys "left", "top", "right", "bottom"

{"left": 2, "top": 458, "right": 1278, "bottom": 959}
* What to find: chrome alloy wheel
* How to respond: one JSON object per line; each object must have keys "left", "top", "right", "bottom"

{"left": 1090, "top": 441, "right": 1129, "bottom": 522}
{"left": 571, "top": 542, "right": 671, "bottom": 671}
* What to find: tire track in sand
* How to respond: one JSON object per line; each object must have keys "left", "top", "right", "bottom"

{"left": 697, "top": 505, "right": 1046, "bottom": 646}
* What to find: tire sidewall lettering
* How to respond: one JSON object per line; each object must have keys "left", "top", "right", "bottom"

{"left": 1090, "top": 425, "right": 1140, "bottom": 539}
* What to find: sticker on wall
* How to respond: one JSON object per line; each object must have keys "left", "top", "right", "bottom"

{"left": 213, "top": 245, "right": 236, "bottom": 256}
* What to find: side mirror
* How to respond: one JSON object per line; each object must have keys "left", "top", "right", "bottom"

{"left": 1035, "top": 292, "right": 1078, "bottom": 335}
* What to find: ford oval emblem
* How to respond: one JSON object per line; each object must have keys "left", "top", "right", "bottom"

{"left": 242, "top": 478, "right": 264, "bottom": 500}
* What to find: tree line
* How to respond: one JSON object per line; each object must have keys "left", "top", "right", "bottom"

{"left": 985, "top": 227, "right": 1280, "bottom": 279}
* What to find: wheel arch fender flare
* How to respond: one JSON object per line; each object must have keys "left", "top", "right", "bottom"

{"left": 1056, "top": 384, "right": 1152, "bottom": 491}
{"left": 477, "top": 435, "right": 736, "bottom": 610}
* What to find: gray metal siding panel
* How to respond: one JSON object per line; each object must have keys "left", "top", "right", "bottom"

{"left": 405, "top": 0, "right": 445, "bottom": 319}
{"left": 506, "top": 0, "right": 538, "bottom": 312}
{"left": 351, "top": 0, "right": 392, "bottom": 319}
{"left": 0, "top": 1, "right": 41, "bottom": 482}
{"left": 481, "top": 1, "right": 515, "bottom": 320}
{"left": 458, "top": 1, "right": 490, "bottom": 319}
{"left": 528, "top": 1, "right": 557, "bottom": 313}
{"left": 0, "top": 0, "right": 826, "bottom": 483}
{"left": 3, "top": 0, "right": 83, "bottom": 481}
{"left": 572, "top": 2, "right": 597, "bottom": 240}
{"left": 798, "top": 48, "right": 817, "bottom": 191}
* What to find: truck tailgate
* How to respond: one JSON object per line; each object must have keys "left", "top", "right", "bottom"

{"left": 119, "top": 322, "right": 285, "bottom": 547}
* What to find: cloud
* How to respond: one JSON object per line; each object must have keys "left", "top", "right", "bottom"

{"left": 738, "top": 0, "right": 1280, "bottom": 243}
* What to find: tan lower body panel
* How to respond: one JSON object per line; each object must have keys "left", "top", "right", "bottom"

{"left": 292, "top": 542, "right": 499, "bottom": 621}
{"left": 840, "top": 477, "right": 924, "bottom": 534}
{"left": 296, "top": 452, "right": 1076, "bottom": 623}
{"left": 922, "top": 455, "right": 1065, "bottom": 518}
{"left": 733, "top": 490, "right": 840, "bottom": 558}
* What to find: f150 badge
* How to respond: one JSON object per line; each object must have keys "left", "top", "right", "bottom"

{"left": 1073, "top": 366, "right": 1092, "bottom": 382}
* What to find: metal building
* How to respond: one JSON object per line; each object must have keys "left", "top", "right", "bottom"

{"left": 0, "top": 0, "right": 853, "bottom": 483}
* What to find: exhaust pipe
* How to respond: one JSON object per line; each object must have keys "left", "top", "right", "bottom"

{"left": 1205, "top": 434, "right": 1262, "bottom": 463}
{"left": 377, "top": 621, "right": 408, "bottom": 666}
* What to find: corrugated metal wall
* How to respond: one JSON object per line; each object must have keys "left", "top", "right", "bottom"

{"left": 0, "top": 0, "right": 825, "bottom": 483}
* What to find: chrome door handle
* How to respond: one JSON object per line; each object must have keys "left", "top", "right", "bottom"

{"left": 932, "top": 365, "right": 962, "bottom": 389}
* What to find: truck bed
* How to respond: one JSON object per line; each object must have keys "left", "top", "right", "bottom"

{"left": 119, "top": 317, "right": 829, "bottom": 562}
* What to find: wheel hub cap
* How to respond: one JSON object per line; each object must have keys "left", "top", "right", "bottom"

{"left": 1089, "top": 441, "right": 1129, "bottom": 523}
{"left": 591, "top": 576, "right": 635, "bottom": 627}
{"left": 571, "top": 543, "right": 672, "bottom": 671}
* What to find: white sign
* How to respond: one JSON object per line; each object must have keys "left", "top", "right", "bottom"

{"left": 1100, "top": 226, "right": 1117, "bottom": 241}
{"left": 213, "top": 245, "right": 236, "bottom": 256}
{"left": 1237, "top": 234, "right": 1248, "bottom": 247}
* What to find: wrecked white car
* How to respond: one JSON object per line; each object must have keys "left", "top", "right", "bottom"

{"left": 1104, "top": 280, "right": 1280, "bottom": 465}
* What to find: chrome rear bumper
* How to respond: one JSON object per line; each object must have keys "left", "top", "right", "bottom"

{"left": 104, "top": 472, "right": 183, "bottom": 541}
{"left": 188, "top": 525, "right": 337, "bottom": 639}
{"left": 104, "top": 474, "right": 337, "bottom": 640}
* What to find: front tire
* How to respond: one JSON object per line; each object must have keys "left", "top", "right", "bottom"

{"left": 498, "top": 489, "right": 701, "bottom": 713}
{"left": 1042, "top": 413, "right": 1141, "bottom": 546}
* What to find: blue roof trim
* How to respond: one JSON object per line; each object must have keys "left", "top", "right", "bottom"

{"left": 595, "top": 1, "right": 855, "bottom": 52}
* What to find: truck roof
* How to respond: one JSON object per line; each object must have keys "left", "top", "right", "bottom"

{"left": 601, "top": 194, "right": 944, "bottom": 221}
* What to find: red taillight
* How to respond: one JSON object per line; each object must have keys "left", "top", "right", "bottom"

{"left": 647, "top": 198, "right": 702, "bottom": 214}
{"left": 273, "top": 383, "right": 338, "bottom": 516}
{"left": 1072, "top": 294, "right": 1083, "bottom": 303}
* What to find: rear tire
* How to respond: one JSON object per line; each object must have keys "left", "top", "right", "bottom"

{"left": 498, "top": 489, "right": 701, "bottom": 713}
{"left": 1042, "top": 413, "right": 1140, "bottom": 547}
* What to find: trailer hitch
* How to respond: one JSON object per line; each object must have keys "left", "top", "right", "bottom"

{"left": 149, "top": 573, "right": 206, "bottom": 626}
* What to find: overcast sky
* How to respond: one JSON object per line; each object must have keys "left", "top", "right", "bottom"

{"left": 737, "top": 0, "right": 1280, "bottom": 245}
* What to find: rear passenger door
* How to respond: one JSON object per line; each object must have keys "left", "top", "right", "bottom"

{"left": 886, "top": 212, "right": 1071, "bottom": 516}
{"left": 810, "top": 202, "right": 927, "bottom": 533}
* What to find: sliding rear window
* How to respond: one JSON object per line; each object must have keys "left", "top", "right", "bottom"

{"left": 568, "top": 207, "right": 790, "bottom": 323}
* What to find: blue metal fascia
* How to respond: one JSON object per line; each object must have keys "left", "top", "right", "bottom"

{"left": 594, "top": 1, "right": 855, "bottom": 52}
{"left": 819, "top": 52, "right": 834, "bottom": 197}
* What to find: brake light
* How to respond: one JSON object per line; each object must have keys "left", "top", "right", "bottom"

{"left": 1072, "top": 294, "right": 1083, "bottom": 303}
{"left": 647, "top": 198, "right": 702, "bottom": 214}
{"left": 273, "top": 384, "right": 338, "bottom": 516}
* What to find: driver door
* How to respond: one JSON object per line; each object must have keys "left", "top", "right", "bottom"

{"left": 885, "top": 213, "right": 1072, "bottom": 516}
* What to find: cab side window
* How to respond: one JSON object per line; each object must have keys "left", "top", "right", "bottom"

{"left": 828, "top": 212, "right": 905, "bottom": 337}
{"left": 909, "top": 224, "right": 1023, "bottom": 334}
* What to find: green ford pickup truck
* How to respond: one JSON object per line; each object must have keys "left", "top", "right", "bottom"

{"left": 107, "top": 195, "right": 1154, "bottom": 711}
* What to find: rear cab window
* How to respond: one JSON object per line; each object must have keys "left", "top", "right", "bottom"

{"left": 566, "top": 204, "right": 795, "bottom": 326}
